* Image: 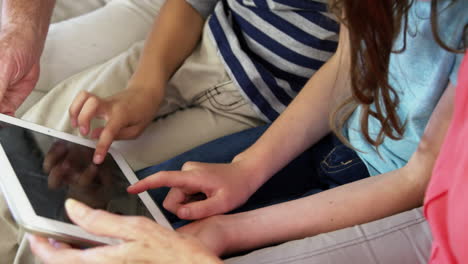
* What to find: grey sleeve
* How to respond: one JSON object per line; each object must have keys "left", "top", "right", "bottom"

{"left": 185, "top": 0, "right": 219, "bottom": 18}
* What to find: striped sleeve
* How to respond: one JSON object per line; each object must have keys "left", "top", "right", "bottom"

{"left": 185, "top": 0, "right": 219, "bottom": 18}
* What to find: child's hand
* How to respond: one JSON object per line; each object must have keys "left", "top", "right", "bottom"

{"left": 128, "top": 161, "right": 261, "bottom": 220}
{"left": 69, "top": 88, "right": 161, "bottom": 164}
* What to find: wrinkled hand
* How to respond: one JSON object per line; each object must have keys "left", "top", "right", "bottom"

{"left": 69, "top": 88, "right": 161, "bottom": 164}
{"left": 128, "top": 161, "right": 259, "bottom": 220}
{"left": 0, "top": 27, "right": 42, "bottom": 115}
{"left": 29, "top": 199, "right": 222, "bottom": 264}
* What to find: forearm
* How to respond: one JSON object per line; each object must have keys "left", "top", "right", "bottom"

{"left": 128, "top": 0, "right": 204, "bottom": 97}
{"left": 234, "top": 26, "right": 352, "bottom": 187}
{"left": 222, "top": 81, "right": 456, "bottom": 255}
{"left": 1, "top": 0, "right": 55, "bottom": 49}
{"left": 222, "top": 166, "right": 426, "bottom": 254}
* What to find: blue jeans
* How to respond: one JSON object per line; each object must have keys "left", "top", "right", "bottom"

{"left": 137, "top": 125, "right": 370, "bottom": 227}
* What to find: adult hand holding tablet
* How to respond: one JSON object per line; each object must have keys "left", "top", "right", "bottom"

{"left": 0, "top": 114, "right": 171, "bottom": 247}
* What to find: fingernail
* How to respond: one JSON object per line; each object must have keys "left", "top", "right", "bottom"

{"left": 65, "top": 199, "right": 86, "bottom": 218}
{"left": 93, "top": 154, "right": 103, "bottom": 164}
{"left": 179, "top": 207, "right": 190, "bottom": 219}
{"left": 71, "top": 119, "right": 77, "bottom": 128}
{"left": 80, "top": 126, "right": 88, "bottom": 135}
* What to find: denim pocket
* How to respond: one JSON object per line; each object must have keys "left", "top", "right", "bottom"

{"left": 319, "top": 144, "right": 369, "bottom": 186}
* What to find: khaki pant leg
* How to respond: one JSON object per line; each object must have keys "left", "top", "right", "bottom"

{"left": 17, "top": 0, "right": 164, "bottom": 116}
{"left": 22, "top": 24, "right": 264, "bottom": 170}
{"left": 0, "top": 192, "right": 23, "bottom": 264}
{"left": 111, "top": 24, "right": 266, "bottom": 169}
{"left": 13, "top": 236, "right": 40, "bottom": 264}
{"left": 21, "top": 41, "right": 147, "bottom": 143}
{"left": 50, "top": 0, "right": 110, "bottom": 23}
{"left": 0, "top": 0, "right": 107, "bottom": 23}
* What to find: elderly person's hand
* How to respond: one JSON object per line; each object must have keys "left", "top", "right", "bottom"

{"left": 29, "top": 199, "right": 222, "bottom": 264}
{"left": 0, "top": 25, "right": 42, "bottom": 115}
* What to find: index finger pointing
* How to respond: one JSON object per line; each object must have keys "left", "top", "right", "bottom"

{"left": 127, "top": 171, "right": 198, "bottom": 194}
{"left": 93, "top": 118, "right": 124, "bottom": 164}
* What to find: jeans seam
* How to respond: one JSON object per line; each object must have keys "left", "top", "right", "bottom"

{"left": 323, "top": 157, "right": 360, "bottom": 168}
{"left": 320, "top": 159, "right": 364, "bottom": 174}
{"left": 320, "top": 144, "right": 362, "bottom": 173}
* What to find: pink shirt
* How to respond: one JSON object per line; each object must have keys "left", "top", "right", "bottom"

{"left": 424, "top": 50, "right": 468, "bottom": 264}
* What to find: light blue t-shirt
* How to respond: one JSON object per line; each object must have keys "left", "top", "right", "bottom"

{"left": 346, "top": 0, "right": 467, "bottom": 176}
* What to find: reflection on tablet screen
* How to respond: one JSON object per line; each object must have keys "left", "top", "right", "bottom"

{"left": 0, "top": 121, "right": 153, "bottom": 224}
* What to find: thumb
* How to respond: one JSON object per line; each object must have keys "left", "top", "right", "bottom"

{"left": 65, "top": 199, "right": 143, "bottom": 241}
{"left": 177, "top": 195, "right": 227, "bottom": 220}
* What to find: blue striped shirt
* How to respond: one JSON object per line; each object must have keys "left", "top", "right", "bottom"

{"left": 186, "top": 0, "right": 339, "bottom": 121}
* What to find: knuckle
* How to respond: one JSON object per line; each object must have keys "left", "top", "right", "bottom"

{"left": 77, "top": 90, "right": 89, "bottom": 98}
{"left": 87, "top": 95, "right": 100, "bottom": 106}
{"left": 81, "top": 209, "right": 103, "bottom": 227}
{"left": 107, "top": 99, "right": 126, "bottom": 114}
{"left": 77, "top": 115, "right": 89, "bottom": 125}
{"left": 216, "top": 193, "right": 232, "bottom": 212}
{"left": 163, "top": 198, "right": 170, "bottom": 211}
{"left": 128, "top": 216, "right": 150, "bottom": 229}
{"left": 101, "top": 128, "right": 116, "bottom": 140}
{"left": 162, "top": 198, "right": 172, "bottom": 210}
{"left": 181, "top": 161, "right": 197, "bottom": 171}
{"left": 155, "top": 171, "right": 169, "bottom": 181}
{"left": 68, "top": 105, "right": 76, "bottom": 116}
{"left": 125, "top": 126, "right": 143, "bottom": 138}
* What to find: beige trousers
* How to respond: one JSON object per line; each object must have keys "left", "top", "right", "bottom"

{"left": 17, "top": 0, "right": 165, "bottom": 117}
{"left": 21, "top": 26, "right": 263, "bottom": 170}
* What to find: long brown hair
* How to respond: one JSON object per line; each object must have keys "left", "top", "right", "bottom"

{"left": 328, "top": 0, "right": 465, "bottom": 148}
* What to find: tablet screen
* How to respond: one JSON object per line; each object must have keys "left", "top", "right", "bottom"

{"left": 0, "top": 120, "right": 153, "bottom": 223}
